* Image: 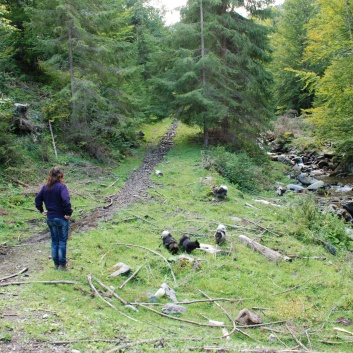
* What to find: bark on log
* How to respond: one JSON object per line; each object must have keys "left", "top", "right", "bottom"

{"left": 238, "top": 235, "right": 291, "bottom": 262}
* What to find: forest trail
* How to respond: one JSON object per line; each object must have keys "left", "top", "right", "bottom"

{"left": 0, "top": 120, "right": 178, "bottom": 353}
{"left": 0, "top": 119, "right": 177, "bottom": 283}
{"left": 73, "top": 119, "right": 177, "bottom": 232}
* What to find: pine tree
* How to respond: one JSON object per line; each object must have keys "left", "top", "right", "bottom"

{"left": 26, "top": 0, "right": 143, "bottom": 160}
{"left": 150, "top": 0, "right": 274, "bottom": 149}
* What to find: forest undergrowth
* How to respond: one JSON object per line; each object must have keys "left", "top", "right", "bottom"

{"left": 1, "top": 120, "right": 353, "bottom": 353}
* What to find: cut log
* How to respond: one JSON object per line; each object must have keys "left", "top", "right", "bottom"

{"left": 238, "top": 235, "right": 291, "bottom": 262}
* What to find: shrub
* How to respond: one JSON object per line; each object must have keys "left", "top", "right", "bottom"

{"left": 202, "top": 146, "right": 260, "bottom": 192}
{"left": 285, "top": 194, "right": 351, "bottom": 250}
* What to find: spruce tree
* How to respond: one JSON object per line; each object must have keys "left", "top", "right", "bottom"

{"left": 150, "top": 0, "right": 274, "bottom": 149}
{"left": 27, "top": 0, "right": 143, "bottom": 160}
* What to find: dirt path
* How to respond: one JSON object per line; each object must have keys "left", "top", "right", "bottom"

{"left": 0, "top": 120, "right": 177, "bottom": 352}
{"left": 74, "top": 119, "right": 177, "bottom": 232}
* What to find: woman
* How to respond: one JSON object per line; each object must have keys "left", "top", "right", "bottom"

{"left": 35, "top": 167, "right": 73, "bottom": 270}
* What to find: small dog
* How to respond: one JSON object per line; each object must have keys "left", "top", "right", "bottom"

{"left": 214, "top": 224, "right": 226, "bottom": 245}
{"left": 212, "top": 185, "right": 228, "bottom": 198}
{"left": 179, "top": 235, "right": 200, "bottom": 254}
{"left": 162, "top": 231, "right": 179, "bottom": 254}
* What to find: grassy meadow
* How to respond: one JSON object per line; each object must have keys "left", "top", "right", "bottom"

{"left": 1, "top": 119, "right": 353, "bottom": 352}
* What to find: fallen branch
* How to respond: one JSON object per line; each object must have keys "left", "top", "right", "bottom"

{"left": 112, "top": 217, "right": 138, "bottom": 224}
{"left": 318, "top": 339, "right": 353, "bottom": 345}
{"left": 190, "top": 348, "right": 311, "bottom": 352}
{"left": 286, "top": 324, "right": 309, "bottom": 351}
{"left": 0, "top": 172, "right": 28, "bottom": 187}
{"left": 106, "top": 337, "right": 201, "bottom": 353}
{"left": 118, "top": 265, "right": 143, "bottom": 289}
{"left": 272, "top": 274, "right": 321, "bottom": 296}
{"left": 87, "top": 274, "right": 138, "bottom": 322}
{"left": 50, "top": 338, "right": 122, "bottom": 345}
{"left": 90, "top": 275, "right": 138, "bottom": 313}
{"left": 333, "top": 327, "right": 353, "bottom": 336}
{"left": 113, "top": 242, "right": 176, "bottom": 284}
{"left": 0, "top": 280, "right": 77, "bottom": 287}
{"left": 0, "top": 267, "right": 28, "bottom": 282}
{"left": 244, "top": 203, "right": 260, "bottom": 210}
{"left": 107, "top": 179, "right": 119, "bottom": 188}
{"left": 242, "top": 218, "right": 282, "bottom": 237}
{"left": 130, "top": 213, "right": 158, "bottom": 227}
{"left": 287, "top": 255, "right": 326, "bottom": 260}
{"left": 103, "top": 198, "right": 113, "bottom": 209}
{"left": 236, "top": 320, "right": 287, "bottom": 329}
{"left": 198, "top": 289, "right": 252, "bottom": 340}
{"left": 131, "top": 297, "right": 245, "bottom": 306}
{"left": 238, "top": 235, "right": 291, "bottom": 262}
{"left": 136, "top": 302, "right": 227, "bottom": 328}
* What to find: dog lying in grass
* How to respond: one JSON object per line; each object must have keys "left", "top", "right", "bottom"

{"left": 179, "top": 235, "right": 200, "bottom": 254}
{"left": 162, "top": 231, "right": 179, "bottom": 254}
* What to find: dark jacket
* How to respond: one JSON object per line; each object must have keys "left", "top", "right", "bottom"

{"left": 35, "top": 182, "right": 73, "bottom": 219}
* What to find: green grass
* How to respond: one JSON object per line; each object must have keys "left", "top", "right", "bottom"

{"left": 1, "top": 121, "right": 353, "bottom": 352}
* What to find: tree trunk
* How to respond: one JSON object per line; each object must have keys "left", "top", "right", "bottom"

{"left": 238, "top": 235, "right": 292, "bottom": 262}
{"left": 68, "top": 21, "right": 77, "bottom": 125}
{"left": 200, "top": 0, "right": 209, "bottom": 146}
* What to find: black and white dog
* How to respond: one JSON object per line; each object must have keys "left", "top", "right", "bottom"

{"left": 162, "top": 231, "right": 179, "bottom": 254}
{"left": 214, "top": 224, "right": 226, "bottom": 245}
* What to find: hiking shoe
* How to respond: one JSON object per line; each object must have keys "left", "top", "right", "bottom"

{"left": 54, "top": 265, "right": 59, "bottom": 270}
{"left": 58, "top": 265, "right": 68, "bottom": 271}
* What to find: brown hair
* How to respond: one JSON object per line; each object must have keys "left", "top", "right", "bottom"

{"left": 46, "top": 167, "right": 64, "bottom": 189}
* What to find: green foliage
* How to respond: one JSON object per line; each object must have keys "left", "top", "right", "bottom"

{"left": 301, "top": 0, "right": 353, "bottom": 158}
{"left": 202, "top": 146, "right": 262, "bottom": 192}
{"left": 281, "top": 193, "right": 351, "bottom": 250}
{"left": 269, "top": 0, "right": 318, "bottom": 113}
{"left": 0, "top": 98, "right": 25, "bottom": 166}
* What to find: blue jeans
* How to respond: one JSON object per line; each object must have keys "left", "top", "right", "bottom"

{"left": 47, "top": 218, "right": 69, "bottom": 266}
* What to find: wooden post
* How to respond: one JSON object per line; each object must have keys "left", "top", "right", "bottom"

{"left": 48, "top": 121, "right": 58, "bottom": 160}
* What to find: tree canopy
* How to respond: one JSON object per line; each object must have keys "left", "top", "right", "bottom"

{"left": 1, "top": 0, "right": 353, "bottom": 165}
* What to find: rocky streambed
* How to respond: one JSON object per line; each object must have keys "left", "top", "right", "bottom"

{"left": 269, "top": 149, "right": 353, "bottom": 225}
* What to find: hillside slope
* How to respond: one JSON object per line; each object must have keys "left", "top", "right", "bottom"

{"left": 0, "top": 120, "right": 353, "bottom": 353}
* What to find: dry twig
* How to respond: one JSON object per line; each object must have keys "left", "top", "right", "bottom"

{"left": 0, "top": 280, "right": 77, "bottom": 287}
{"left": 131, "top": 297, "right": 245, "bottom": 306}
{"left": 107, "top": 179, "right": 119, "bottom": 188}
{"left": 198, "top": 289, "right": 252, "bottom": 340}
{"left": 0, "top": 267, "right": 28, "bottom": 282}
{"left": 242, "top": 218, "right": 282, "bottom": 237}
{"left": 333, "top": 327, "right": 353, "bottom": 336}
{"left": 190, "top": 348, "right": 311, "bottom": 352}
{"left": 87, "top": 274, "right": 138, "bottom": 322}
{"left": 50, "top": 338, "right": 122, "bottom": 345}
{"left": 106, "top": 337, "right": 200, "bottom": 353}
{"left": 103, "top": 198, "right": 113, "bottom": 209}
{"left": 113, "top": 242, "right": 177, "bottom": 284}
{"left": 118, "top": 265, "right": 143, "bottom": 289}
{"left": 136, "top": 302, "right": 228, "bottom": 328}
{"left": 272, "top": 274, "right": 322, "bottom": 296}
{"left": 286, "top": 324, "right": 309, "bottom": 351}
